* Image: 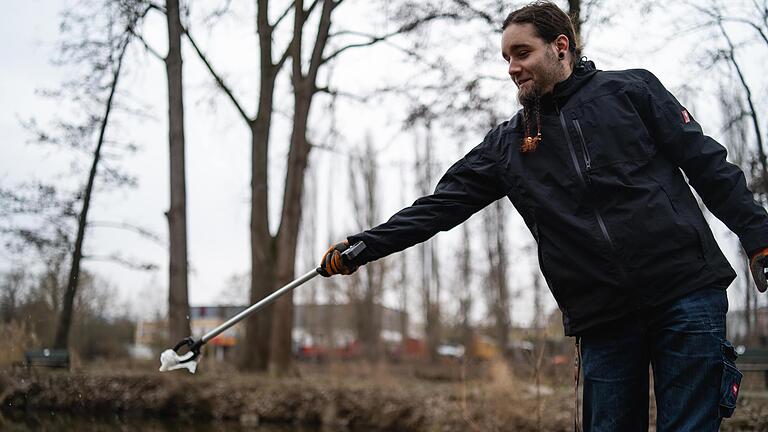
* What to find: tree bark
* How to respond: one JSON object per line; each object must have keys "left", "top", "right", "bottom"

{"left": 268, "top": 0, "right": 335, "bottom": 376}
{"left": 350, "top": 137, "right": 383, "bottom": 360}
{"left": 483, "top": 200, "right": 510, "bottom": 352}
{"left": 240, "top": 0, "right": 282, "bottom": 371}
{"left": 270, "top": 83, "right": 313, "bottom": 375}
{"left": 53, "top": 36, "right": 129, "bottom": 350}
{"left": 165, "top": 0, "right": 191, "bottom": 346}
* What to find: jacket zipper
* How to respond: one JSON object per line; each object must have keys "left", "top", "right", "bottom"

{"left": 557, "top": 108, "right": 615, "bottom": 250}
{"left": 573, "top": 120, "right": 592, "bottom": 183}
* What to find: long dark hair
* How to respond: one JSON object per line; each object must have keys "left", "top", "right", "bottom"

{"left": 502, "top": 1, "right": 581, "bottom": 65}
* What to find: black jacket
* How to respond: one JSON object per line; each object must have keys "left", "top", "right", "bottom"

{"left": 347, "top": 61, "right": 768, "bottom": 335}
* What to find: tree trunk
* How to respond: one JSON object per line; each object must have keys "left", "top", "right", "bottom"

{"left": 240, "top": 0, "right": 280, "bottom": 372}
{"left": 268, "top": 0, "right": 335, "bottom": 376}
{"left": 165, "top": 0, "right": 191, "bottom": 346}
{"left": 458, "top": 223, "right": 473, "bottom": 358}
{"left": 269, "top": 83, "right": 313, "bottom": 375}
{"left": 241, "top": 111, "right": 276, "bottom": 371}
{"left": 483, "top": 200, "right": 510, "bottom": 352}
{"left": 53, "top": 37, "right": 129, "bottom": 350}
{"left": 416, "top": 119, "right": 441, "bottom": 364}
{"left": 350, "top": 137, "right": 383, "bottom": 360}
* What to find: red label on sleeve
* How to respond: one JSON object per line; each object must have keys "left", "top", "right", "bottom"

{"left": 732, "top": 383, "right": 739, "bottom": 397}
{"left": 681, "top": 110, "right": 691, "bottom": 123}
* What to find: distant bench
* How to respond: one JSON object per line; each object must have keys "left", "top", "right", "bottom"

{"left": 737, "top": 348, "right": 768, "bottom": 388}
{"left": 24, "top": 349, "right": 70, "bottom": 370}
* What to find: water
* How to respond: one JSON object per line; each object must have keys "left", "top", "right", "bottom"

{"left": 0, "top": 411, "right": 321, "bottom": 432}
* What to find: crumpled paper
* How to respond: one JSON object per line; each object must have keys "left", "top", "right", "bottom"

{"left": 159, "top": 349, "right": 198, "bottom": 373}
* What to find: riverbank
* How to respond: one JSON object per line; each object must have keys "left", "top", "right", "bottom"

{"left": 1, "top": 363, "right": 766, "bottom": 431}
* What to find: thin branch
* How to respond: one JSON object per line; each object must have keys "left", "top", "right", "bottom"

{"left": 306, "top": 0, "right": 322, "bottom": 17}
{"left": 82, "top": 253, "right": 160, "bottom": 271}
{"left": 321, "top": 13, "right": 460, "bottom": 65}
{"left": 721, "top": 111, "right": 750, "bottom": 133}
{"left": 87, "top": 221, "right": 166, "bottom": 246}
{"left": 182, "top": 25, "right": 251, "bottom": 123}
{"left": 722, "top": 16, "right": 768, "bottom": 46}
{"left": 147, "top": 1, "right": 166, "bottom": 14}
{"left": 276, "top": 43, "right": 292, "bottom": 71}
{"left": 307, "top": 0, "right": 335, "bottom": 82}
{"left": 315, "top": 86, "right": 369, "bottom": 102}
{"left": 450, "top": 0, "right": 497, "bottom": 26}
{"left": 201, "top": 0, "right": 234, "bottom": 27}
{"left": 274, "top": 1, "right": 295, "bottom": 29}
{"left": 130, "top": 29, "right": 164, "bottom": 61}
{"left": 718, "top": 20, "right": 767, "bottom": 183}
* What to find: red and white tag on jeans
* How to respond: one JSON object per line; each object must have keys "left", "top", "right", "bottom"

{"left": 731, "top": 382, "right": 739, "bottom": 397}
{"left": 681, "top": 109, "right": 691, "bottom": 124}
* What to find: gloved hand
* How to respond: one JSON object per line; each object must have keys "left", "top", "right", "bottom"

{"left": 749, "top": 247, "right": 768, "bottom": 293}
{"left": 319, "top": 240, "right": 358, "bottom": 277}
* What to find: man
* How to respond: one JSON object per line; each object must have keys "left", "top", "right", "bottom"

{"left": 319, "top": 2, "right": 768, "bottom": 431}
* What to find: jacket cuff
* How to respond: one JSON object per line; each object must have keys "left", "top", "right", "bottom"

{"left": 741, "top": 226, "right": 768, "bottom": 258}
{"left": 346, "top": 233, "right": 375, "bottom": 266}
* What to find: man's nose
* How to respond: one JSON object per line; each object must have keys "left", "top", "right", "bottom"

{"left": 508, "top": 61, "right": 521, "bottom": 79}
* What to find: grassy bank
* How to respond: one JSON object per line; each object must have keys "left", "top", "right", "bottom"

{"left": 1, "top": 361, "right": 765, "bottom": 431}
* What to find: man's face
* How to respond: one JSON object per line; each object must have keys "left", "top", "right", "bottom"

{"left": 501, "top": 23, "right": 563, "bottom": 105}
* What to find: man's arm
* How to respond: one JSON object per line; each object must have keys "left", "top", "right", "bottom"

{"left": 632, "top": 69, "right": 768, "bottom": 256}
{"left": 345, "top": 142, "right": 507, "bottom": 267}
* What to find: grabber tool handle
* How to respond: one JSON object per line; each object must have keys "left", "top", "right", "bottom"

{"left": 199, "top": 268, "right": 321, "bottom": 345}
{"left": 341, "top": 241, "right": 366, "bottom": 263}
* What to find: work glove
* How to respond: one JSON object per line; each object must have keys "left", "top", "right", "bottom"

{"left": 319, "top": 240, "right": 358, "bottom": 277}
{"left": 749, "top": 247, "right": 768, "bottom": 293}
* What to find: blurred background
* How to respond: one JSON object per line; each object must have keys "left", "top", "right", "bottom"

{"left": 1, "top": 0, "right": 767, "bottom": 430}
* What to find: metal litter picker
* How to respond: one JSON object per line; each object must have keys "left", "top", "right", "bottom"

{"left": 159, "top": 241, "right": 366, "bottom": 373}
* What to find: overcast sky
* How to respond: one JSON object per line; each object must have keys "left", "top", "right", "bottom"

{"left": 2, "top": 0, "right": 765, "bottom": 328}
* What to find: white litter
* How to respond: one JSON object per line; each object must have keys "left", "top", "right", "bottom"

{"left": 159, "top": 349, "right": 198, "bottom": 374}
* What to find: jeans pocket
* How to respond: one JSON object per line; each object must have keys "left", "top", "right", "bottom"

{"left": 719, "top": 341, "right": 743, "bottom": 418}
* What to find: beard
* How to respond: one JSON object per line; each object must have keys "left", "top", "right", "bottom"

{"left": 516, "top": 48, "right": 562, "bottom": 108}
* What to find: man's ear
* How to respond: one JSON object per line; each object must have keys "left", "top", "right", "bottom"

{"left": 555, "top": 34, "right": 570, "bottom": 55}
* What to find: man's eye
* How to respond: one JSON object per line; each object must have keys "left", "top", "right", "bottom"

{"left": 518, "top": 51, "right": 529, "bottom": 58}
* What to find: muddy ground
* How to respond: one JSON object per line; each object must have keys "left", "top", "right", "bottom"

{"left": 1, "top": 361, "right": 766, "bottom": 431}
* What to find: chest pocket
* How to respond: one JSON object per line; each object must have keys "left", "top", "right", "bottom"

{"left": 573, "top": 92, "right": 654, "bottom": 170}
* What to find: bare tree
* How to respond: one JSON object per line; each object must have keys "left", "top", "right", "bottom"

{"left": 457, "top": 223, "right": 474, "bottom": 357}
{"left": 682, "top": 0, "right": 768, "bottom": 196}
{"left": 0, "top": 0, "right": 153, "bottom": 351}
{"left": 171, "top": 0, "right": 462, "bottom": 373}
{"left": 348, "top": 134, "right": 386, "bottom": 360}
{"left": 53, "top": 34, "right": 132, "bottom": 350}
{"left": 0, "top": 269, "right": 27, "bottom": 324}
{"left": 164, "top": 0, "right": 192, "bottom": 347}
{"left": 482, "top": 199, "right": 511, "bottom": 352}
{"left": 674, "top": 0, "right": 768, "bottom": 342}
{"left": 128, "top": 0, "right": 193, "bottom": 347}
{"left": 720, "top": 84, "right": 760, "bottom": 342}
{"left": 411, "top": 117, "right": 442, "bottom": 363}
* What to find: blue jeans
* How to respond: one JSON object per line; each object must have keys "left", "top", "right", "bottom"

{"left": 580, "top": 287, "right": 742, "bottom": 432}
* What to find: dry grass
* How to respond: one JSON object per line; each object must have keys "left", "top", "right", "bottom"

{"left": 0, "top": 321, "right": 38, "bottom": 367}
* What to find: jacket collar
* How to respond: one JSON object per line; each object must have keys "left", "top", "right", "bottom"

{"left": 540, "top": 58, "right": 598, "bottom": 110}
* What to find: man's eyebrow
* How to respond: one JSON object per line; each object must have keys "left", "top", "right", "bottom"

{"left": 502, "top": 43, "right": 532, "bottom": 59}
{"left": 507, "top": 43, "right": 532, "bottom": 52}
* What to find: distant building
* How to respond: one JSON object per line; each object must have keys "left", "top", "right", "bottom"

{"left": 135, "top": 320, "right": 167, "bottom": 346}
{"left": 134, "top": 303, "right": 409, "bottom": 361}
{"left": 293, "top": 303, "right": 408, "bottom": 349}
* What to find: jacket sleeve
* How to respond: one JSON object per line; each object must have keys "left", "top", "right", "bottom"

{"left": 347, "top": 141, "right": 506, "bottom": 265}
{"left": 633, "top": 69, "right": 768, "bottom": 254}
